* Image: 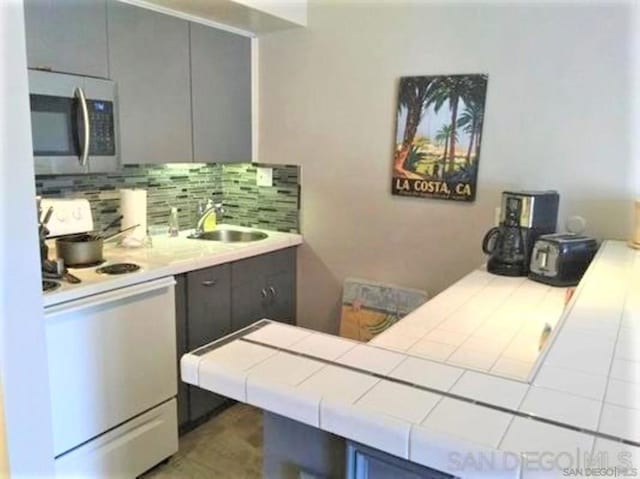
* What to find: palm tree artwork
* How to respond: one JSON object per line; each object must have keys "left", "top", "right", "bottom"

{"left": 393, "top": 76, "right": 436, "bottom": 178}
{"left": 434, "top": 124, "right": 457, "bottom": 179}
{"left": 391, "top": 74, "right": 488, "bottom": 202}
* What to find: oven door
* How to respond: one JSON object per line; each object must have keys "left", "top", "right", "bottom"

{"left": 44, "top": 277, "right": 177, "bottom": 457}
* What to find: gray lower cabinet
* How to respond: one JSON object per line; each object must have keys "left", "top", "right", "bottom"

{"left": 175, "top": 248, "right": 296, "bottom": 430}
{"left": 347, "top": 442, "right": 455, "bottom": 479}
{"left": 231, "top": 248, "right": 296, "bottom": 331}
{"left": 185, "top": 264, "right": 231, "bottom": 423}
{"left": 23, "top": 0, "right": 109, "bottom": 77}
{"left": 107, "top": 1, "right": 193, "bottom": 164}
{"left": 175, "top": 264, "right": 231, "bottom": 430}
{"left": 190, "top": 22, "right": 252, "bottom": 163}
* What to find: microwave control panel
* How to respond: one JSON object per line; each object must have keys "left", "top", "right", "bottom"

{"left": 87, "top": 100, "right": 115, "bottom": 156}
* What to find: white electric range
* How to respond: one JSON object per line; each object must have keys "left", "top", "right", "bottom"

{"left": 40, "top": 198, "right": 178, "bottom": 478}
{"left": 40, "top": 197, "right": 152, "bottom": 294}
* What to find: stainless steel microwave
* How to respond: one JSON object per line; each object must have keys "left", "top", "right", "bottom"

{"left": 28, "top": 70, "right": 119, "bottom": 174}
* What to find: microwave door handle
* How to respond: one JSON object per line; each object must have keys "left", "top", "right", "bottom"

{"left": 75, "top": 87, "right": 90, "bottom": 167}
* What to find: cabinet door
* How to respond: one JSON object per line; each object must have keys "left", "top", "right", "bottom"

{"left": 107, "top": 1, "right": 192, "bottom": 164}
{"left": 186, "top": 264, "right": 231, "bottom": 348}
{"left": 347, "top": 443, "right": 454, "bottom": 479}
{"left": 231, "top": 279, "right": 269, "bottom": 332}
{"left": 190, "top": 23, "right": 252, "bottom": 163}
{"left": 264, "top": 248, "right": 296, "bottom": 324}
{"left": 231, "top": 248, "right": 297, "bottom": 329}
{"left": 24, "top": 0, "right": 109, "bottom": 78}
{"left": 186, "top": 265, "right": 231, "bottom": 421}
{"left": 265, "top": 270, "right": 294, "bottom": 324}
{"left": 231, "top": 253, "right": 270, "bottom": 332}
{"left": 174, "top": 275, "right": 189, "bottom": 429}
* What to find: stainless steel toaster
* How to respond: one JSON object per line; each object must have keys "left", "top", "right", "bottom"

{"left": 528, "top": 233, "right": 599, "bottom": 287}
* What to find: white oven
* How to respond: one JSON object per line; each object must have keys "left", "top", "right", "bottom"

{"left": 44, "top": 276, "right": 177, "bottom": 477}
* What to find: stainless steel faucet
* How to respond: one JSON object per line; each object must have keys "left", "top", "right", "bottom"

{"left": 194, "top": 201, "right": 224, "bottom": 236}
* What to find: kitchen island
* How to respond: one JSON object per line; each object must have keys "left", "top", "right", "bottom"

{"left": 181, "top": 241, "right": 639, "bottom": 478}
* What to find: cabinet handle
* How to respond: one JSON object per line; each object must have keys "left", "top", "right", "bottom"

{"left": 260, "top": 288, "right": 267, "bottom": 299}
{"left": 202, "top": 279, "right": 217, "bottom": 287}
{"left": 269, "top": 286, "right": 277, "bottom": 298}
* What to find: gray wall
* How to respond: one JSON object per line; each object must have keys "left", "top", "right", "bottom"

{"left": 0, "top": 0, "right": 55, "bottom": 474}
{"left": 258, "top": 1, "right": 634, "bottom": 333}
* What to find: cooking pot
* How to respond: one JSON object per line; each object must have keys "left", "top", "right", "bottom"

{"left": 55, "top": 224, "right": 140, "bottom": 267}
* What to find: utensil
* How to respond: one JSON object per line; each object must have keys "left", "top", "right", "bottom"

{"left": 55, "top": 224, "right": 139, "bottom": 266}
{"left": 103, "top": 223, "right": 139, "bottom": 243}
{"left": 41, "top": 206, "right": 54, "bottom": 226}
{"left": 63, "top": 271, "right": 81, "bottom": 284}
{"left": 100, "top": 215, "right": 123, "bottom": 234}
{"left": 56, "top": 234, "right": 104, "bottom": 266}
{"left": 41, "top": 258, "right": 82, "bottom": 284}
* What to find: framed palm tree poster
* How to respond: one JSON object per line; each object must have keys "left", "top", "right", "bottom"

{"left": 392, "top": 74, "right": 488, "bottom": 201}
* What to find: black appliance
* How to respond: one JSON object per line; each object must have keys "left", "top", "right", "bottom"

{"left": 482, "top": 190, "right": 559, "bottom": 276}
{"left": 528, "top": 233, "right": 599, "bottom": 286}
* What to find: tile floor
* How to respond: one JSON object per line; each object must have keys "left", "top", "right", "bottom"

{"left": 142, "top": 404, "right": 263, "bottom": 479}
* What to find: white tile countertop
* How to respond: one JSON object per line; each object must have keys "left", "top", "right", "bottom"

{"left": 369, "top": 269, "right": 567, "bottom": 381}
{"left": 43, "top": 225, "right": 302, "bottom": 308}
{"left": 181, "top": 241, "right": 640, "bottom": 478}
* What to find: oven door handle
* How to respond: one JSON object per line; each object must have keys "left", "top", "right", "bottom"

{"left": 75, "top": 87, "right": 90, "bottom": 168}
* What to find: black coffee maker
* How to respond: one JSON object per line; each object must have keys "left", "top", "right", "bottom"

{"left": 482, "top": 190, "right": 559, "bottom": 276}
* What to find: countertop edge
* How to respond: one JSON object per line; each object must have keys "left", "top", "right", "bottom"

{"left": 43, "top": 232, "right": 303, "bottom": 309}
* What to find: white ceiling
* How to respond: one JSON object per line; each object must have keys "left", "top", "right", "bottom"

{"left": 122, "top": 0, "right": 302, "bottom": 36}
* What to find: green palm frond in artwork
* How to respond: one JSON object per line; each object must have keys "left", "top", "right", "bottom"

{"left": 366, "top": 314, "right": 400, "bottom": 335}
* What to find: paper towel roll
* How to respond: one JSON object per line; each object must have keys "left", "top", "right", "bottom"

{"left": 120, "top": 189, "right": 147, "bottom": 244}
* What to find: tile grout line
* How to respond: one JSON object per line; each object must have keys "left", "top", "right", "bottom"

{"left": 465, "top": 279, "right": 545, "bottom": 373}
{"left": 415, "top": 395, "right": 446, "bottom": 427}
{"left": 497, "top": 379, "right": 533, "bottom": 452}
{"left": 390, "top": 272, "right": 500, "bottom": 360}
{"left": 439, "top": 278, "right": 528, "bottom": 369}
{"left": 593, "top": 250, "right": 635, "bottom": 451}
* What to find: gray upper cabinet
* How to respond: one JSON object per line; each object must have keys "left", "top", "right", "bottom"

{"left": 190, "top": 23, "right": 252, "bottom": 163}
{"left": 107, "top": 1, "right": 193, "bottom": 164}
{"left": 24, "top": 0, "right": 109, "bottom": 78}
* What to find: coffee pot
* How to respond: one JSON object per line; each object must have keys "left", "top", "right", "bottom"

{"left": 482, "top": 191, "right": 559, "bottom": 276}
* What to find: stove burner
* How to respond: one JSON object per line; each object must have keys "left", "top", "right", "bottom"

{"left": 66, "top": 260, "right": 106, "bottom": 269}
{"left": 43, "top": 280, "right": 60, "bottom": 292}
{"left": 96, "top": 263, "right": 141, "bottom": 275}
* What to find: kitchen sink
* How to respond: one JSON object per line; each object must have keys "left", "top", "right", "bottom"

{"left": 188, "top": 229, "right": 268, "bottom": 243}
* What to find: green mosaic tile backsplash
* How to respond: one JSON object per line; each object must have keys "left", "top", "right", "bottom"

{"left": 35, "top": 163, "right": 300, "bottom": 233}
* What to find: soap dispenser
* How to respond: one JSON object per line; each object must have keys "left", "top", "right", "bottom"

{"left": 168, "top": 207, "right": 179, "bottom": 237}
